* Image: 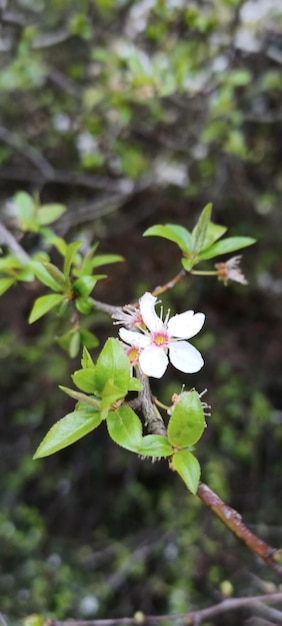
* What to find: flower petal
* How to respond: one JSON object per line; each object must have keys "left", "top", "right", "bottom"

{"left": 168, "top": 311, "right": 205, "bottom": 339}
{"left": 119, "top": 327, "right": 150, "bottom": 348}
{"left": 169, "top": 341, "right": 204, "bottom": 373}
{"left": 139, "top": 345, "right": 168, "bottom": 378}
{"left": 139, "top": 292, "right": 164, "bottom": 333}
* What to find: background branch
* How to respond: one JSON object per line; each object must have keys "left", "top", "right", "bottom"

{"left": 50, "top": 592, "right": 282, "bottom": 626}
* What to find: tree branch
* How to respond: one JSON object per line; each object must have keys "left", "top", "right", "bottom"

{"left": 1, "top": 227, "right": 281, "bottom": 575}
{"left": 0, "top": 221, "right": 30, "bottom": 263}
{"left": 50, "top": 592, "right": 282, "bottom": 626}
{"left": 197, "top": 482, "right": 282, "bottom": 577}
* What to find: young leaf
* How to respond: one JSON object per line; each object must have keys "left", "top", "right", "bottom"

{"left": 56, "top": 329, "right": 76, "bottom": 352}
{"left": 14, "top": 191, "right": 35, "bottom": 227}
{"left": 107, "top": 406, "right": 143, "bottom": 452}
{"left": 33, "top": 409, "right": 102, "bottom": 458}
{"left": 0, "top": 278, "right": 15, "bottom": 295}
{"left": 75, "top": 297, "right": 94, "bottom": 315}
{"left": 41, "top": 261, "right": 67, "bottom": 289}
{"left": 59, "top": 385, "right": 100, "bottom": 409}
{"left": 143, "top": 224, "right": 192, "bottom": 254}
{"left": 81, "top": 346, "right": 95, "bottom": 369}
{"left": 69, "top": 330, "right": 81, "bottom": 358}
{"left": 91, "top": 254, "right": 124, "bottom": 269}
{"left": 73, "top": 276, "right": 97, "bottom": 298}
{"left": 201, "top": 222, "right": 227, "bottom": 250}
{"left": 37, "top": 204, "right": 66, "bottom": 225}
{"left": 181, "top": 257, "right": 195, "bottom": 272}
{"left": 191, "top": 203, "right": 212, "bottom": 254}
{"left": 171, "top": 450, "right": 200, "bottom": 494}
{"left": 128, "top": 377, "right": 143, "bottom": 392}
{"left": 137, "top": 435, "right": 173, "bottom": 457}
{"left": 28, "top": 294, "right": 64, "bottom": 323}
{"left": 72, "top": 368, "right": 98, "bottom": 394}
{"left": 199, "top": 236, "right": 256, "bottom": 260}
{"left": 79, "top": 329, "right": 99, "bottom": 349}
{"left": 63, "top": 241, "right": 83, "bottom": 278}
{"left": 31, "top": 259, "right": 64, "bottom": 292}
{"left": 167, "top": 390, "right": 205, "bottom": 448}
{"left": 94, "top": 338, "right": 130, "bottom": 395}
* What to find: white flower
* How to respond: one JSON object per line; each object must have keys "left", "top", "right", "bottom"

{"left": 215, "top": 255, "right": 247, "bottom": 286}
{"left": 119, "top": 292, "right": 205, "bottom": 379}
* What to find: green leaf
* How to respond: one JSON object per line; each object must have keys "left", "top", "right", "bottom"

{"left": 171, "top": 450, "right": 200, "bottom": 494}
{"left": 91, "top": 254, "right": 124, "bottom": 269}
{"left": 37, "top": 204, "right": 66, "bottom": 225}
{"left": 100, "top": 381, "right": 127, "bottom": 417}
{"left": 0, "top": 277, "right": 15, "bottom": 295}
{"left": 14, "top": 191, "right": 35, "bottom": 226}
{"left": 137, "top": 435, "right": 173, "bottom": 457}
{"left": 72, "top": 368, "right": 97, "bottom": 393}
{"left": 63, "top": 241, "right": 83, "bottom": 278}
{"left": 191, "top": 203, "right": 212, "bottom": 253}
{"left": 181, "top": 257, "right": 195, "bottom": 272}
{"left": 199, "top": 236, "right": 256, "bottom": 260}
{"left": 202, "top": 222, "right": 227, "bottom": 250}
{"left": 28, "top": 294, "right": 64, "bottom": 323}
{"left": 128, "top": 377, "right": 143, "bottom": 392}
{"left": 79, "top": 329, "right": 99, "bottom": 349}
{"left": 56, "top": 328, "right": 82, "bottom": 355}
{"left": 75, "top": 297, "right": 94, "bottom": 315}
{"left": 59, "top": 385, "right": 100, "bottom": 409}
{"left": 41, "top": 261, "right": 67, "bottom": 289}
{"left": 167, "top": 390, "right": 205, "bottom": 448}
{"left": 107, "top": 406, "right": 142, "bottom": 452}
{"left": 69, "top": 330, "right": 81, "bottom": 358}
{"left": 73, "top": 276, "right": 97, "bottom": 298}
{"left": 30, "top": 259, "right": 64, "bottom": 291}
{"left": 94, "top": 338, "right": 130, "bottom": 395}
{"left": 33, "top": 409, "right": 102, "bottom": 458}
{"left": 81, "top": 346, "right": 95, "bottom": 369}
{"left": 143, "top": 224, "right": 192, "bottom": 254}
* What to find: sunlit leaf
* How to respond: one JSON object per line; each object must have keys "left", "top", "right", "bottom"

{"left": 167, "top": 390, "right": 206, "bottom": 448}
{"left": 59, "top": 385, "right": 100, "bottom": 409}
{"left": 63, "top": 241, "right": 83, "bottom": 278}
{"left": 107, "top": 406, "right": 143, "bottom": 452}
{"left": 94, "top": 338, "right": 130, "bottom": 395}
{"left": 137, "top": 435, "right": 173, "bottom": 457}
{"left": 171, "top": 450, "right": 201, "bottom": 494}
{"left": 72, "top": 368, "right": 97, "bottom": 393}
{"left": 199, "top": 236, "right": 256, "bottom": 260}
{"left": 0, "top": 277, "right": 15, "bottom": 295}
{"left": 143, "top": 224, "right": 192, "bottom": 254}
{"left": 191, "top": 203, "right": 212, "bottom": 253}
{"left": 33, "top": 409, "right": 102, "bottom": 458}
{"left": 37, "top": 204, "right": 66, "bottom": 225}
{"left": 28, "top": 294, "right": 64, "bottom": 323}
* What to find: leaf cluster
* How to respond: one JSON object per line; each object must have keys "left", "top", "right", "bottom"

{"left": 144, "top": 203, "right": 255, "bottom": 271}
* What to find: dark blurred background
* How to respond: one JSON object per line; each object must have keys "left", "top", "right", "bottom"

{"left": 0, "top": 1, "right": 282, "bottom": 624}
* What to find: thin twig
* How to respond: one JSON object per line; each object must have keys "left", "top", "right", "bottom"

{"left": 0, "top": 613, "right": 8, "bottom": 626}
{"left": 152, "top": 269, "right": 186, "bottom": 296}
{"left": 50, "top": 592, "right": 282, "bottom": 626}
{"left": 0, "top": 221, "right": 30, "bottom": 263}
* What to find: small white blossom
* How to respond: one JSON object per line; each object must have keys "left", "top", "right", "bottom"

{"left": 119, "top": 292, "right": 205, "bottom": 379}
{"left": 112, "top": 303, "right": 144, "bottom": 329}
{"left": 215, "top": 255, "right": 247, "bottom": 286}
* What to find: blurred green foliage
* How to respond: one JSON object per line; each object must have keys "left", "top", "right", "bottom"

{"left": 1, "top": 0, "right": 282, "bottom": 624}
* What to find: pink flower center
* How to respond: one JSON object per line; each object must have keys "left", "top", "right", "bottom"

{"left": 127, "top": 346, "right": 140, "bottom": 365}
{"left": 152, "top": 331, "right": 169, "bottom": 347}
